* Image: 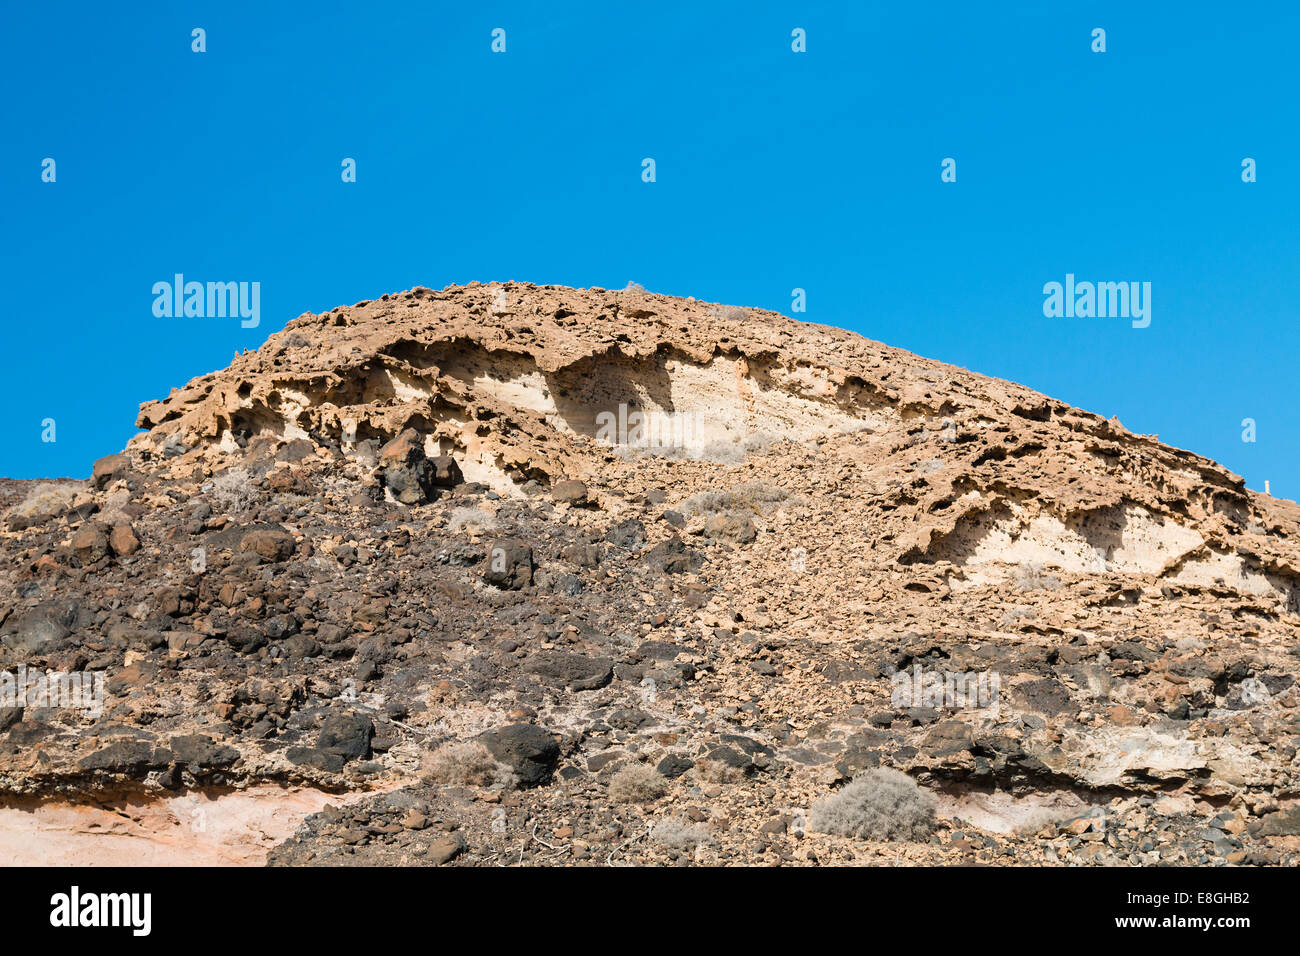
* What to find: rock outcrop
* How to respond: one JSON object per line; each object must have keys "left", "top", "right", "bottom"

{"left": 2, "top": 281, "right": 1298, "bottom": 868}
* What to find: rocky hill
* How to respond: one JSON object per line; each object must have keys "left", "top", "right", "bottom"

{"left": 3, "top": 281, "right": 1299, "bottom": 866}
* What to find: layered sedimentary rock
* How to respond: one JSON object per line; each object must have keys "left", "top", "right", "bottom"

{"left": 2, "top": 281, "right": 1298, "bottom": 866}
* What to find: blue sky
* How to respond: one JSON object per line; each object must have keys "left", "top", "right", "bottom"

{"left": 3, "top": 1, "right": 1296, "bottom": 495}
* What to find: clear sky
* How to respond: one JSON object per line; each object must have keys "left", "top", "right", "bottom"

{"left": 3, "top": 1, "right": 1296, "bottom": 496}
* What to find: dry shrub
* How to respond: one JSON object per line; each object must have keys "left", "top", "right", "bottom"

{"left": 10, "top": 482, "right": 78, "bottom": 519}
{"left": 208, "top": 466, "right": 256, "bottom": 514}
{"left": 691, "top": 755, "right": 747, "bottom": 785}
{"left": 678, "top": 481, "right": 790, "bottom": 517}
{"left": 608, "top": 764, "right": 668, "bottom": 803}
{"left": 422, "top": 741, "right": 515, "bottom": 789}
{"left": 809, "top": 768, "right": 937, "bottom": 842}
{"left": 447, "top": 506, "right": 497, "bottom": 534}
{"left": 1012, "top": 562, "right": 1062, "bottom": 591}
{"left": 650, "top": 817, "right": 712, "bottom": 849}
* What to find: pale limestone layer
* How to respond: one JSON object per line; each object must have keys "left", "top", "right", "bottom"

{"left": 133, "top": 281, "right": 1300, "bottom": 608}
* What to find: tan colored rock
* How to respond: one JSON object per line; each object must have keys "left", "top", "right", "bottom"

{"left": 240, "top": 528, "right": 296, "bottom": 562}
{"left": 551, "top": 479, "right": 589, "bottom": 506}
{"left": 91, "top": 454, "right": 126, "bottom": 489}
{"left": 426, "top": 836, "right": 464, "bottom": 865}
{"left": 108, "top": 523, "right": 140, "bottom": 556}
{"left": 71, "top": 525, "right": 109, "bottom": 564}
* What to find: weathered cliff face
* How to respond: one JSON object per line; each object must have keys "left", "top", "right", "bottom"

{"left": 3, "top": 281, "right": 1299, "bottom": 866}
{"left": 134, "top": 280, "right": 1300, "bottom": 609}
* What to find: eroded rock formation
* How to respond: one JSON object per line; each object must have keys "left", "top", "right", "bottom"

{"left": 3, "top": 281, "right": 1298, "bottom": 866}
